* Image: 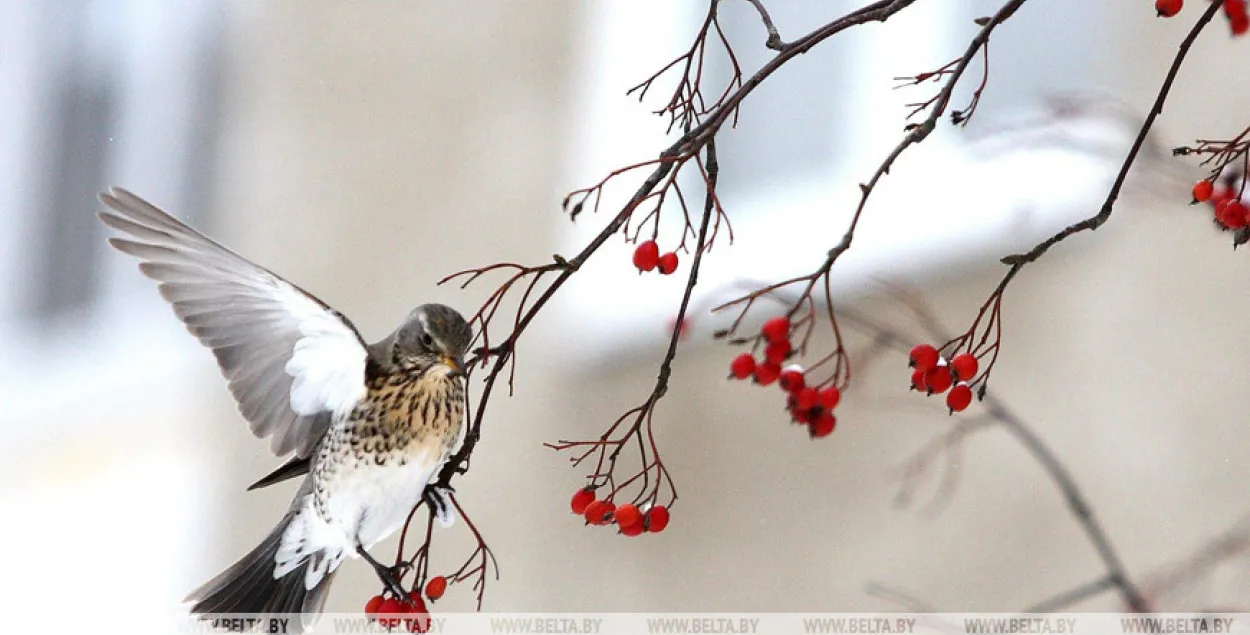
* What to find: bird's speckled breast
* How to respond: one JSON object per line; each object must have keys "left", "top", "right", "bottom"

{"left": 310, "top": 367, "right": 465, "bottom": 521}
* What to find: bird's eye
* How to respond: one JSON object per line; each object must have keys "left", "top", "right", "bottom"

{"left": 420, "top": 333, "right": 435, "bottom": 349}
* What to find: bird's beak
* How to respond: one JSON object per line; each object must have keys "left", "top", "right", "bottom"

{"left": 443, "top": 355, "right": 467, "bottom": 378}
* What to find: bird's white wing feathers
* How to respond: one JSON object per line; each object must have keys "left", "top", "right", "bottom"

{"left": 99, "top": 187, "right": 368, "bottom": 458}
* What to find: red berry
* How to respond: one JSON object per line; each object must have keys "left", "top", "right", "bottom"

{"left": 761, "top": 317, "right": 790, "bottom": 343}
{"left": 1156, "top": 0, "right": 1182, "bottom": 17}
{"left": 424, "top": 576, "right": 447, "bottom": 601}
{"left": 1227, "top": 0, "right": 1249, "bottom": 35}
{"left": 621, "top": 522, "right": 645, "bottom": 537}
{"left": 765, "top": 340, "right": 792, "bottom": 364}
{"left": 400, "top": 597, "right": 430, "bottom": 633}
{"left": 910, "top": 369, "right": 927, "bottom": 392}
{"left": 570, "top": 488, "right": 595, "bottom": 515}
{"left": 794, "top": 387, "right": 819, "bottom": 412}
{"left": 909, "top": 344, "right": 940, "bottom": 372}
{"left": 644, "top": 505, "right": 670, "bottom": 532}
{"left": 817, "top": 386, "right": 841, "bottom": 410}
{"left": 810, "top": 411, "right": 836, "bottom": 438}
{"left": 950, "top": 353, "right": 979, "bottom": 382}
{"left": 789, "top": 401, "right": 814, "bottom": 424}
{"left": 377, "top": 597, "right": 404, "bottom": 628}
{"left": 947, "top": 383, "right": 973, "bottom": 413}
{"left": 633, "top": 240, "right": 660, "bottom": 272}
{"left": 1233, "top": 14, "right": 1250, "bottom": 35}
{"left": 924, "top": 366, "right": 953, "bottom": 394}
{"left": 1216, "top": 199, "right": 1248, "bottom": 229}
{"left": 366, "top": 594, "right": 386, "bottom": 618}
{"left": 614, "top": 503, "right": 642, "bottom": 528}
{"left": 778, "top": 368, "right": 805, "bottom": 392}
{"left": 657, "top": 252, "right": 679, "bottom": 275}
{"left": 1193, "top": 180, "right": 1215, "bottom": 203}
{"left": 754, "top": 361, "right": 782, "bottom": 386}
{"left": 729, "top": 353, "right": 756, "bottom": 380}
{"left": 583, "top": 500, "right": 614, "bottom": 525}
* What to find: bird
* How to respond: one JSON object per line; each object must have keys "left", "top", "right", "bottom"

{"left": 97, "top": 187, "right": 472, "bottom": 631}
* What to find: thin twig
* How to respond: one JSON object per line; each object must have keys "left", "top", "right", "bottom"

{"left": 743, "top": 0, "right": 787, "bottom": 50}
{"left": 834, "top": 305, "right": 1148, "bottom": 611}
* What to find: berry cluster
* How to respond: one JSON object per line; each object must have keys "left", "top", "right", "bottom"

{"left": 908, "top": 344, "right": 980, "bottom": 414}
{"left": 728, "top": 316, "right": 842, "bottom": 438}
{"left": 570, "top": 488, "right": 670, "bottom": 536}
{"left": 364, "top": 593, "right": 430, "bottom": 633}
{"left": 1192, "top": 178, "right": 1249, "bottom": 232}
{"left": 1156, "top": 0, "right": 1249, "bottom": 35}
{"left": 633, "top": 240, "right": 680, "bottom": 275}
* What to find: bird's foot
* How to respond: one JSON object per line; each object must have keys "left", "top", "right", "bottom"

{"left": 357, "top": 545, "right": 411, "bottom": 603}
{"left": 424, "top": 485, "right": 456, "bottom": 528}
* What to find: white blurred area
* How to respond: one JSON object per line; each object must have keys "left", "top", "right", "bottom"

{"left": 3, "top": 1, "right": 1250, "bottom": 631}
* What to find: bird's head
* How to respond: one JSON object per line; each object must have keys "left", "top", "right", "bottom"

{"left": 392, "top": 303, "right": 472, "bottom": 377}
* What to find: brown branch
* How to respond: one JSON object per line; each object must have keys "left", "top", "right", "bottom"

{"left": 743, "top": 0, "right": 787, "bottom": 50}
{"left": 711, "top": 0, "right": 1027, "bottom": 393}
{"left": 832, "top": 305, "right": 1149, "bottom": 612}
{"left": 546, "top": 140, "right": 722, "bottom": 509}
{"left": 1023, "top": 575, "right": 1117, "bottom": 613}
{"left": 994, "top": 0, "right": 1221, "bottom": 283}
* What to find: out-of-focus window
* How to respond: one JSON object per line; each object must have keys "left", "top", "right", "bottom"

{"left": 0, "top": 0, "right": 222, "bottom": 420}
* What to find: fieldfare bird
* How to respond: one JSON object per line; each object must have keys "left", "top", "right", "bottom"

{"left": 98, "top": 187, "right": 471, "bottom": 631}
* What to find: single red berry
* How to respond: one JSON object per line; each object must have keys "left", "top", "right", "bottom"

{"left": 817, "top": 386, "right": 841, "bottom": 410}
{"left": 614, "top": 503, "right": 642, "bottom": 528}
{"left": 633, "top": 240, "right": 660, "bottom": 272}
{"left": 778, "top": 368, "right": 805, "bottom": 393}
{"left": 583, "top": 500, "right": 614, "bottom": 525}
{"left": 765, "top": 340, "right": 792, "bottom": 364}
{"left": 947, "top": 383, "right": 973, "bottom": 413}
{"left": 950, "top": 353, "right": 979, "bottom": 382}
{"left": 789, "top": 401, "right": 815, "bottom": 424}
{"left": 570, "top": 487, "right": 595, "bottom": 515}
{"left": 400, "top": 597, "right": 430, "bottom": 634}
{"left": 924, "top": 366, "right": 953, "bottom": 394}
{"left": 424, "top": 576, "right": 447, "bottom": 601}
{"left": 909, "top": 344, "right": 940, "bottom": 372}
{"left": 1216, "top": 199, "right": 1248, "bottom": 229}
{"left": 657, "top": 252, "right": 679, "bottom": 275}
{"left": 754, "top": 361, "right": 782, "bottom": 386}
{"left": 621, "top": 522, "right": 645, "bottom": 537}
{"left": 1231, "top": 201, "right": 1250, "bottom": 228}
{"left": 365, "top": 594, "right": 386, "bottom": 619}
{"left": 729, "top": 353, "right": 756, "bottom": 380}
{"left": 1155, "top": 0, "right": 1182, "bottom": 17}
{"left": 910, "top": 369, "right": 926, "bottom": 392}
{"left": 1227, "top": 0, "right": 1250, "bottom": 35}
{"left": 761, "top": 317, "right": 790, "bottom": 343}
{"left": 644, "top": 505, "right": 670, "bottom": 532}
{"left": 377, "top": 597, "right": 404, "bottom": 628}
{"left": 794, "top": 387, "right": 819, "bottom": 412}
{"left": 403, "top": 594, "right": 427, "bottom": 612}
{"left": 810, "top": 411, "right": 836, "bottom": 438}
{"left": 1193, "top": 180, "right": 1215, "bottom": 203}
{"left": 1234, "top": 14, "right": 1250, "bottom": 35}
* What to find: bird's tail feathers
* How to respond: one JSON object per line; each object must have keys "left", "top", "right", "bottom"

{"left": 185, "top": 512, "right": 336, "bottom": 632}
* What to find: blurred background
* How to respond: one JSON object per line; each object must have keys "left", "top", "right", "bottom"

{"left": 3, "top": 0, "right": 1250, "bottom": 631}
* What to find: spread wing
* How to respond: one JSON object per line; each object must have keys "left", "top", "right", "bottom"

{"left": 99, "top": 186, "right": 369, "bottom": 458}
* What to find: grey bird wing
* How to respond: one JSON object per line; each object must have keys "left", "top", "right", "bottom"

{"left": 99, "top": 187, "right": 370, "bottom": 459}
